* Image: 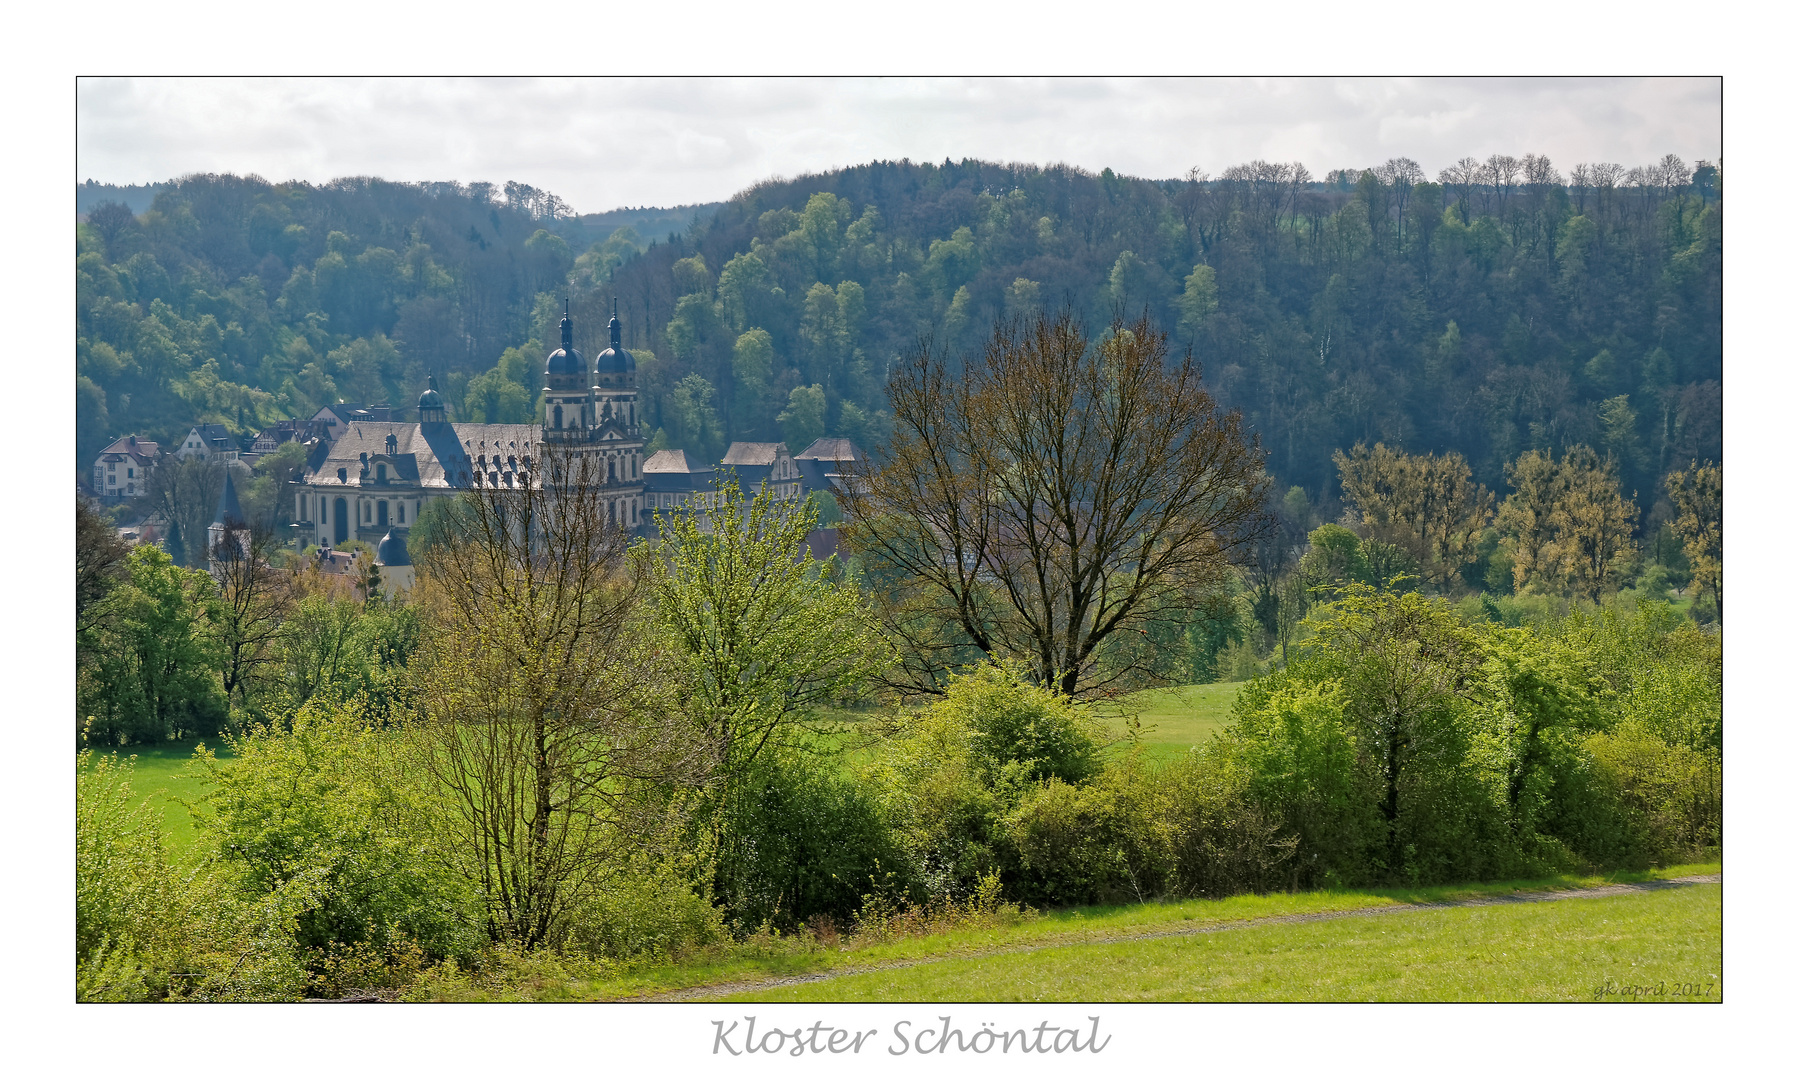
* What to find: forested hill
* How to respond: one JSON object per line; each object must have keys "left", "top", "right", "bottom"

{"left": 76, "top": 157, "right": 1719, "bottom": 515}
{"left": 75, "top": 174, "right": 714, "bottom": 469}
{"left": 597, "top": 157, "right": 1720, "bottom": 507}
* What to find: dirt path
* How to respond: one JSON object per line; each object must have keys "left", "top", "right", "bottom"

{"left": 631, "top": 873, "right": 1721, "bottom": 1002}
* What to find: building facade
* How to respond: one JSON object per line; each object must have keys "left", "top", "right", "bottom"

{"left": 91, "top": 435, "right": 159, "bottom": 502}
{"left": 290, "top": 302, "right": 648, "bottom": 546}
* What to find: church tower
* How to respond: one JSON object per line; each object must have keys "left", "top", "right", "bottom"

{"left": 592, "top": 297, "right": 639, "bottom": 434}
{"left": 543, "top": 300, "right": 590, "bottom": 443}
{"left": 585, "top": 297, "right": 645, "bottom": 529}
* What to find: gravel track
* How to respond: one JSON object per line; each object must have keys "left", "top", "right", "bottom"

{"left": 632, "top": 873, "right": 1721, "bottom": 1002}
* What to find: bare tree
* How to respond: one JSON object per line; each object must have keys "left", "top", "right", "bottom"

{"left": 1377, "top": 158, "right": 1423, "bottom": 246}
{"left": 146, "top": 455, "right": 227, "bottom": 568}
{"left": 843, "top": 312, "right": 1270, "bottom": 697}
{"left": 1569, "top": 164, "right": 1592, "bottom": 214}
{"left": 408, "top": 440, "right": 703, "bottom": 948}
{"left": 1438, "top": 157, "right": 1481, "bottom": 223}
{"left": 209, "top": 517, "right": 293, "bottom": 712}
{"left": 1486, "top": 154, "right": 1521, "bottom": 213}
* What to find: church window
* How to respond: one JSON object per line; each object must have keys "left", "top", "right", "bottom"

{"left": 554, "top": 404, "right": 563, "bottom": 428}
{"left": 398, "top": 502, "right": 406, "bottom": 523}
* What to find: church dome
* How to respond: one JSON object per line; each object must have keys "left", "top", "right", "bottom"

{"left": 594, "top": 301, "right": 635, "bottom": 375}
{"left": 417, "top": 373, "right": 444, "bottom": 411}
{"left": 546, "top": 345, "right": 586, "bottom": 376}
{"left": 376, "top": 527, "right": 412, "bottom": 567}
{"left": 595, "top": 344, "right": 635, "bottom": 374}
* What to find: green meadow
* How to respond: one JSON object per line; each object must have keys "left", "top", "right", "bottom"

{"left": 724, "top": 881, "right": 1722, "bottom": 1003}
{"left": 1102, "top": 682, "right": 1244, "bottom": 761}
{"left": 89, "top": 741, "right": 221, "bottom": 854}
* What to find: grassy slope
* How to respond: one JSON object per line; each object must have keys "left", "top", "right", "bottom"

{"left": 89, "top": 742, "right": 221, "bottom": 856}
{"left": 729, "top": 883, "right": 1722, "bottom": 1003}
{"left": 496, "top": 863, "right": 1718, "bottom": 1002}
{"left": 1101, "top": 682, "right": 1244, "bottom": 762}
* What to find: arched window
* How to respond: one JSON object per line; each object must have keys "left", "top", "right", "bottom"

{"left": 608, "top": 458, "right": 616, "bottom": 482}
{"left": 553, "top": 404, "right": 563, "bottom": 429}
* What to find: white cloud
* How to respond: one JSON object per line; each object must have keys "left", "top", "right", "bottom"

{"left": 77, "top": 77, "right": 1721, "bottom": 213}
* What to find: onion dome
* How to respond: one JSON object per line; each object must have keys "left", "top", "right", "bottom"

{"left": 418, "top": 372, "right": 445, "bottom": 414}
{"left": 376, "top": 526, "right": 411, "bottom": 567}
{"left": 545, "top": 299, "right": 586, "bottom": 379}
{"left": 594, "top": 297, "right": 635, "bottom": 375}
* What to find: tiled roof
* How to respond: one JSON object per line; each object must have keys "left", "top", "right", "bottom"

{"left": 795, "top": 438, "right": 864, "bottom": 463}
{"left": 643, "top": 449, "right": 713, "bottom": 474}
{"left": 96, "top": 436, "right": 159, "bottom": 462}
{"left": 302, "top": 421, "right": 543, "bottom": 490}
{"left": 721, "top": 442, "right": 785, "bottom": 467}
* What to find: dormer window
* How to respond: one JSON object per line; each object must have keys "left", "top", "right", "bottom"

{"left": 377, "top": 463, "right": 388, "bottom": 481}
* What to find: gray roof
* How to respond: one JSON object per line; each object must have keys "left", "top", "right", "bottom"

{"left": 794, "top": 438, "right": 864, "bottom": 464}
{"left": 302, "top": 421, "right": 542, "bottom": 491}
{"left": 643, "top": 449, "right": 712, "bottom": 475}
{"left": 721, "top": 442, "right": 786, "bottom": 467}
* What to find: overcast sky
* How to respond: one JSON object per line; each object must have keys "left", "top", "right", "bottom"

{"left": 79, "top": 76, "right": 1721, "bottom": 216}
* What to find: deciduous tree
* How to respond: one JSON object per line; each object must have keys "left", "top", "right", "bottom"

{"left": 1333, "top": 443, "right": 1494, "bottom": 591}
{"left": 844, "top": 312, "right": 1268, "bottom": 697}
{"left": 1666, "top": 459, "right": 1721, "bottom": 618}
{"left": 1544, "top": 446, "right": 1638, "bottom": 603}
{"left": 408, "top": 441, "right": 701, "bottom": 948}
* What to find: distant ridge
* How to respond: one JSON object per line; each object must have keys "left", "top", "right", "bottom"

{"left": 78, "top": 180, "right": 166, "bottom": 218}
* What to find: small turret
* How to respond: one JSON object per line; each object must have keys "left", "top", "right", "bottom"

{"left": 418, "top": 373, "right": 447, "bottom": 424}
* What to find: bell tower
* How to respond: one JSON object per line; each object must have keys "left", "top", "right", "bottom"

{"left": 543, "top": 299, "right": 591, "bottom": 443}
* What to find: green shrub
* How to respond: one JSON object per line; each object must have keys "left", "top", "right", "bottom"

{"left": 568, "top": 851, "right": 728, "bottom": 962}
{"left": 1222, "top": 680, "right": 1379, "bottom": 887}
{"left": 198, "top": 701, "right": 482, "bottom": 977}
{"left": 76, "top": 749, "right": 313, "bottom": 1001}
{"left": 1002, "top": 757, "right": 1170, "bottom": 906}
{"left": 943, "top": 661, "right": 1103, "bottom": 786}
{"left": 712, "top": 745, "right": 907, "bottom": 933}
{"left": 1159, "top": 746, "right": 1299, "bottom": 895}
{"left": 1586, "top": 720, "right": 1722, "bottom": 863}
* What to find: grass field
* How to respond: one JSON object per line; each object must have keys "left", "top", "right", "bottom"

{"left": 726, "top": 882, "right": 1721, "bottom": 1003}
{"left": 88, "top": 741, "right": 222, "bottom": 855}
{"left": 1101, "top": 682, "right": 1245, "bottom": 761}
{"left": 456, "top": 862, "right": 1718, "bottom": 1002}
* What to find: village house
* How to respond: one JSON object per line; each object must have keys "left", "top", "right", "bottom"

{"left": 174, "top": 423, "right": 247, "bottom": 465}
{"left": 90, "top": 435, "right": 159, "bottom": 503}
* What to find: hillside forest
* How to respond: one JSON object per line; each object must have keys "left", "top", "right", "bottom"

{"left": 77, "top": 155, "right": 1718, "bottom": 498}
